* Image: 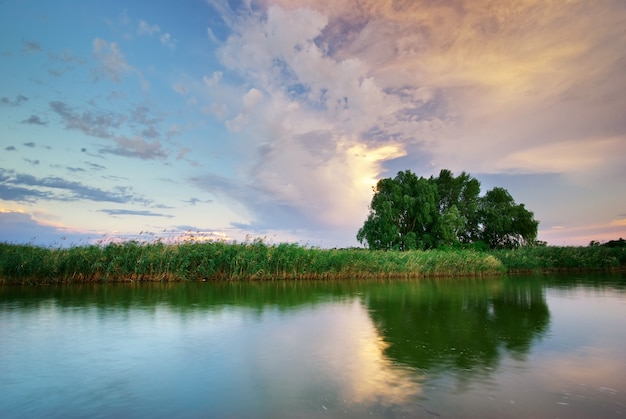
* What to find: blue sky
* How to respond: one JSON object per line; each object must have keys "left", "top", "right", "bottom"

{"left": 1, "top": 0, "right": 625, "bottom": 247}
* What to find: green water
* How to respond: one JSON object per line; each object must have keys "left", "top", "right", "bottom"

{"left": 1, "top": 274, "right": 625, "bottom": 418}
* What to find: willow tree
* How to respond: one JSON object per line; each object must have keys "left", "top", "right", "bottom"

{"left": 357, "top": 169, "right": 539, "bottom": 250}
{"left": 357, "top": 170, "right": 438, "bottom": 250}
{"left": 478, "top": 187, "right": 539, "bottom": 248}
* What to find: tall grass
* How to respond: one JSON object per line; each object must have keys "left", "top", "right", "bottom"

{"left": 490, "top": 245, "right": 626, "bottom": 272}
{"left": 1, "top": 240, "right": 624, "bottom": 284}
{"left": 0, "top": 240, "right": 505, "bottom": 284}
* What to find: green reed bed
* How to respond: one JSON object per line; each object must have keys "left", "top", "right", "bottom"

{"left": 0, "top": 241, "right": 505, "bottom": 284}
{"left": 2, "top": 241, "right": 624, "bottom": 284}
{"left": 490, "top": 245, "right": 626, "bottom": 272}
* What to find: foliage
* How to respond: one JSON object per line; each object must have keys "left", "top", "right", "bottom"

{"left": 602, "top": 238, "right": 626, "bottom": 248}
{"left": 478, "top": 187, "right": 538, "bottom": 248}
{"left": 358, "top": 169, "right": 539, "bottom": 250}
{"left": 357, "top": 171, "right": 438, "bottom": 250}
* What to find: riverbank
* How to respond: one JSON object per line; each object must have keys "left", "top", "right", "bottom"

{"left": 1, "top": 241, "right": 624, "bottom": 284}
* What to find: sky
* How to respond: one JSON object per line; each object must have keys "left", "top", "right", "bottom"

{"left": 1, "top": 0, "right": 625, "bottom": 248}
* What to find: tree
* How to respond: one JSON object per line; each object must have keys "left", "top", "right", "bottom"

{"left": 478, "top": 187, "right": 538, "bottom": 249}
{"left": 357, "top": 169, "right": 539, "bottom": 250}
{"left": 357, "top": 171, "right": 438, "bottom": 250}
{"left": 431, "top": 169, "right": 481, "bottom": 244}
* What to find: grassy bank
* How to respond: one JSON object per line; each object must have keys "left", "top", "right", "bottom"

{"left": 0, "top": 240, "right": 503, "bottom": 284}
{"left": 491, "top": 245, "right": 626, "bottom": 272}
{"left": 1, "top": 241, "right": 624, "bottom": 284}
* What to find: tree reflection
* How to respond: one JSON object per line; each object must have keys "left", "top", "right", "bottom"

{"left": 365, "top": 277, "right": 550, "bottom": 373}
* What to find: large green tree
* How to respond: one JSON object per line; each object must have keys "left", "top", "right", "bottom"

{"left": 357, "top": 170, "right": 438, "bottom": 250}
{"left": 478, "top": 187, "right": 539, "bottom": 248}
{"left": 357, "top": 169, "right": 539, "bottom": 250}
{"left": 431, "top": 169, "right": 481, "bottom": 245}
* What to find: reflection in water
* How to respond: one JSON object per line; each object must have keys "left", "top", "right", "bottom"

{"left": 1, "top": 275, "right": 624, "bottom": 418}
{"left": 0, "top": 282, "right": 425, "bottom": 418}
{"left": 235, "top": 299, "right": 422, "bottom": 412}
{"left": 366, "top": 278, "right": 550, "bottom": 375}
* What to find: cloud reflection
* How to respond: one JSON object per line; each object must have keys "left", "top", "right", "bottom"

{"left": 242, "top": 299, "right": 422, "bottom": 411}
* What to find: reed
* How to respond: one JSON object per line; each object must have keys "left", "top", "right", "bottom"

{"left": 1, "top": 240, "right": 624, "bottom": 284}
{"left": 0, "top": 240, "right": 508, "bottom": 284}
{"left": 490, "top": 245, "right": 626, "bottom": 272}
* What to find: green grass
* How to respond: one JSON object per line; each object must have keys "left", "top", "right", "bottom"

{"left": 1, "top": 240, "right": 624, "bottom": 284}
{"left": 490, "top": 245, "right": 626, "bottom": 271}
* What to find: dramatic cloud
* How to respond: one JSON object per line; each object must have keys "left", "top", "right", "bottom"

{"left": 200, "top": 4, "right": 409, "bottom": 235}
{"left": 266, "top": 0, "right": 626, "bottom": 177}
{"left": 194, "top": 0, "right": 626, "bottom": 242}
{"left": 1, "top": 1, "right": 623, "bottom": 246}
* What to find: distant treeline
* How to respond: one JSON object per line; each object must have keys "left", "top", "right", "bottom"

{"left": 1, "top": 240, "right": 625, "bottom": 284}
{"left": 590, "top": 238, "right": 626, "bottom": 248}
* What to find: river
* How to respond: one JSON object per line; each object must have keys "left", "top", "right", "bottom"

{"left": 1, "top": 273, "right": 624, "bottom": 418}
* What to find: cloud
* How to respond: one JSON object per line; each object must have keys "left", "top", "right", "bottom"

{"left": 184, "top": 197, "right": 212, "bottom": 205}
{"left": 86, "top": 162, "right": 106, "bottom": 170}
{"left": 91, "top": 38, "right": 135, "bottom": 82}
{"left": 23, "top": 142, "right": 36, "bottom": 148}
{"left": 196, "top": 1, "right": 626, "bottom": 245}
{"left": 160, "top": 33, "right": 177, "bottom": 48}
{"left": 48, "top": 101, "right": 171, "bottom": 160}
{"left": 246, "top": 0, "right": 626, "bottom": 177}
{"left": 194, "top": 4, "right": 410, "bottom": 237}
{"left": 203, "top": 71, "right": 222, "bottom": 88}
{"left": 21, "top": 115, "right": 47, "bottom": 125}
{"left": 50, "top": 100, "right": 126, "bottom": 138}
{"left": 1, "top": 95, "right": 28, "bottom": 106}
{"left": 207, "top": 27, "right": 220, "bottom": 44}
{"left": 172, "top": 82, "right": 188, "bottom": 95}
{"left": 129, "top": 104, "right": 163, "bottom": 127}
{"left": 0, "top": 183, "right": 53, "bottom": 202}
{"left": 138, "top": 20, "right": 161, "bottom": 36}
{"left": 0, "top": 168, "right": 149, "bottom": 204}
{"left": 5, "top": 146, "right": 17, "bottom": 151}
{"left": 176, "top": 146, "right": 191, "bottom": 160}
{"left": 0, "top": 210, "right": 90, "bottom": 246}
{"left": 21, "top": 40, "right": 42, "bottom": 53}
{"left": 137, "top": 18, "right": 176, "bottom": 49}
{"left": 243, "top": 88, "right": 264, "bottom": 108}
{"left": 99, "top": 136, "right": 169, "bottom": 160}
{"left": 99, "top": 209, "right": 173, "bottom": 218}
{"left": 48, "top": 49, "right": 85, "bottom": 64}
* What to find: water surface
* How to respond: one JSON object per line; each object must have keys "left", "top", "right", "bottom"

{"left": 1, "top": 274, "right": 625, "bottom": 418}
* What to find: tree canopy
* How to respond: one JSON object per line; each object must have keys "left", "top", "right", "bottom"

{"left": 357, "top": 169, "right": 539, "bottom": 250}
